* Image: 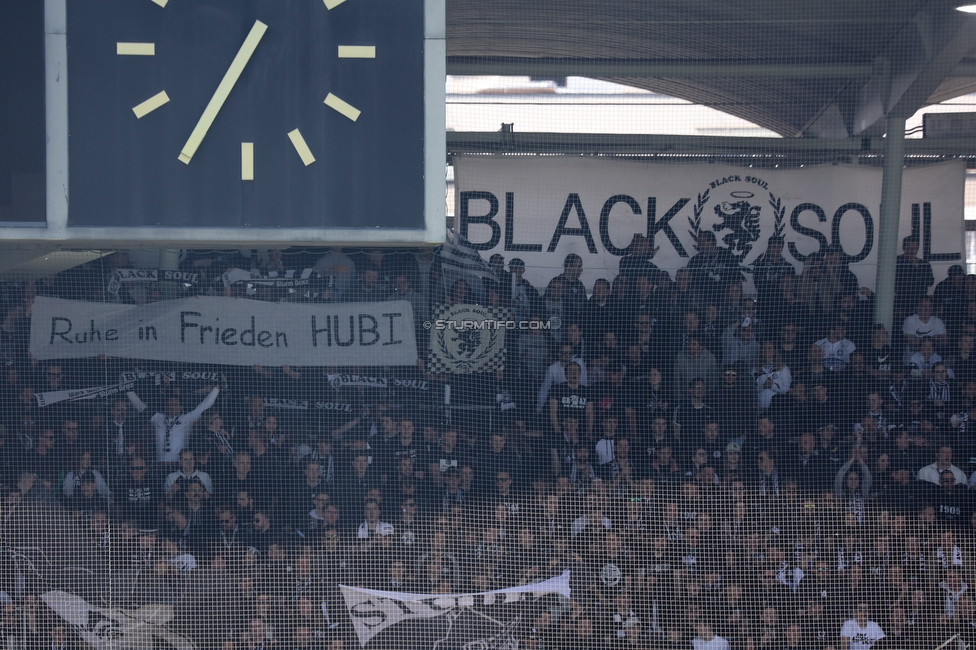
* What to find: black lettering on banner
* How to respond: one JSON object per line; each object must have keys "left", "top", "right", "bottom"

{"left": 106, "top": 329, "right": 119, "bottom": 341}
{"left": 311, "top": 315, "right": 331, "bottom": 347}
{"left": 599, "top": 194, "right": 641, "bottom": 255}
{"left": 646, "top": 197, "right": 690, "bottom": 257}
{"left": 118, "top": 269, "right": 156, "bottom": 280}
{"left": 50, "top": 317, "right": 73, "bottom": 344}
{"left": 257, "top": 331, "right": 273, "bottom": 347}
{"left": 162, "top": 270, "right": 199, "bottom": 283}
{"left": 504, "top": 192, "right": 542, "bottom": 252}
{"left": 276, "top": 332, "right": 288, "bottom": 347}
{"left": 922, "top": 202, "right": 962, "bottom": 262}
{"left": 313, "top": 401, "right": 353, "bottom": 412}
{"left": 85, "top": 320, "right": 102, "bottom": 342}
{"left": 220, "top": 329, "right": 238, "bottom": 345}
{"left": 180, "top": 312, "right": 200, "bottom": 343}
{"left": 183, "top": 372, "right": 218, "bottom": 381}
{"left": 349, "top": 600, "right": 392, "bottom": 628}
{"left": 830, "top": 203, "right": 874, "bottom": 263}
{"left": 547, "top": 193, "right": 598, "bottom": 253}
{"left": 789, "top": 203, "right": 829, "bottom": 263}
{"left": 262, "top": 398, "right": 310, "bottom": 410}
{"left": 359, "top": 314, "right": 380, "bottom": 346}
{"left": 382, "top": 313, "right": 404, "bottom": 346}
{"left": 459, "top": 191, "right": 501, "bottom": 251}
{"left": 392, "top": 378, "right": 427, "bottom": 390}
{"left": 334, "top": 316, "right": 355, "bottom": 347}
{"left": 241, "top": 317, "right": 257, "bottom": 347}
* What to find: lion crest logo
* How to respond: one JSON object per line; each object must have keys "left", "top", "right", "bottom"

{"left": 712, "top": 193, "right": 762, "bottom": 260}
{"left": 451, "top": 329, "right": 484, "bottom": 360}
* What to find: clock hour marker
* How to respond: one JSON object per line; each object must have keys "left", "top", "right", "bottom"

{"left": 150, "top": 0, "right": 168, "bottom": 6}
{"left": 324, "top": 93, "right": 361, "bottom": 122}
{"left": 337, "top": 46, "right": 375, "bottom": 59}
{"left": 117, "top": 42, "right": 155, "bottom": 56}
{"left": 324, "top": 0, "right": 347, "bottom": 9}
{"left": 242, "top": 143, "right": 254, "bottom": 180}
{"left": 287, "top": 129, "right": 316, "bottom": 166}
{"left": 132, "top": 91, "right": 170, "bottom": 119}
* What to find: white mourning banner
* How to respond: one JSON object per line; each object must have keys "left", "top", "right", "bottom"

{"left": 29, "top": 296, "right": 418, "bottom": 366}
{"left": 453, "top": 156, "right": 965, "bottom": 292}
{"left": 42, "top": 591, "right": 196, "bottom": 650}
{"left": 340, "top": 571, "right": 571, "bottom": 649}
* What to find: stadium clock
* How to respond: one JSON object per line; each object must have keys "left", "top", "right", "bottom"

{"left": 63, "top": 0, "right": 431, "bottom": 231}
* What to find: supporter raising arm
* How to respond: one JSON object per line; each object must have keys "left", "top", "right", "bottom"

{"left": 129, "top": 386, "right": 220, "bottom": 464}
{"left": 834, "top": 445, "right": 872, "bottom": 524}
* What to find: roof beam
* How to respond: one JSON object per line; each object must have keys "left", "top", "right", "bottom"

{"left": 446, "top": 57, "right": 874, "bottom": 79}
{"left": 447, "top": 58, "right": 976, "bottom": 80}
{"left": 801, "top": 6, "right": 976, "bottom": 138}
{"left": 446, "top": 131, "right": 976, "bottom": 156}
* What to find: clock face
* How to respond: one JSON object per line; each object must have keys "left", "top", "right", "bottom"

{"left": 65, "top": 0, "right": 426, "bottom": 230}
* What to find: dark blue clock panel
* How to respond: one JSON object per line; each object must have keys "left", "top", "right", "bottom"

{"left": 0, "top": 2, "right": 45, "bottom": 223}
{"left": 66, "top": 0, "right": 426, "bottom": 230}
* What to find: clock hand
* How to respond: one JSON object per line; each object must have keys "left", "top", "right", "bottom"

{"left": 179, "top": 20, "right": 268, "bottom": 164}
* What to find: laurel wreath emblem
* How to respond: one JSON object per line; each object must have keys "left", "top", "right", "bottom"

{"left": 768, "top": 192, "right": 786, "bottom": 238}
{"left": 689, "top": 188, "right": 710, "bottom": 243}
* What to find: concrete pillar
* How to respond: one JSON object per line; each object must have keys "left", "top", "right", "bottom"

{"left": 158, "top": 249, "right": 183, "bottom": 299}
{"left": 159, "top": 249, "right": 182, "bottom": 271}
{"left": 873, "top": 116, "right": 906, "bottom": 334}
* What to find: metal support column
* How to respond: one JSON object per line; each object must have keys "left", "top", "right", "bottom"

{"left": 158, "top": 248, "right": 183, "bottom": 300}
{"left": 873, "top": 116, "right": 906, "bottom": 333}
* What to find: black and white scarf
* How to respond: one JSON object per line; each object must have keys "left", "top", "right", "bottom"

{"left": 758, "top": 470, "right": 781, "bottom": 497}
{"left": 929, "top": 379, "right": 951, "bottom": 403}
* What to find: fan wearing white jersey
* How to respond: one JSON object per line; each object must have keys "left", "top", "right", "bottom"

{"left": 903, "top": 296, "right": 948, "bottom": 364}
{"left": 815, "top": 324, "right": 857, "bottom": 372}
{"left": 840, "top": 603, "right": 885, "bottom": 650}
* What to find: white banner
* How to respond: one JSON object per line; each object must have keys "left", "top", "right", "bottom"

{"left": 454, "top": 157, "right": 965, "bottom": 292}
{"left": 340, "top": 571, "right": 571, "bottom": 648}
{"left": 29, "top": 296, "right": 418, "bottom": 367}
{"left": 42, "top": 591, "right": 196, "bottom": 650}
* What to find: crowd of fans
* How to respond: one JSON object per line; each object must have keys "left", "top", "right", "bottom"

{"left": 0, "top": 235, "right": 975, "bottom": 650}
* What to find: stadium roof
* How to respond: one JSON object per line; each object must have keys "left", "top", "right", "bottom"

{"left": 445, "top": 0, "right": 976, "bottom": 138}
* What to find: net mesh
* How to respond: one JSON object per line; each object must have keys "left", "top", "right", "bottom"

{"left": 0, "top": 241, "right": 973, "bottom": 650}
{"left": 4, "top": 1, "right": 976, "bottom": 649}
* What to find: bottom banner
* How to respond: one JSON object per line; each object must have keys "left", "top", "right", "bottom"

{"left": 340, "top": 571, "right": 571, "bottom": 649}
